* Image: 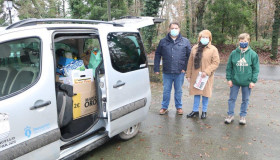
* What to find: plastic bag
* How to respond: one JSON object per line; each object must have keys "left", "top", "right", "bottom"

{"left": 88, "top": 48, "right": 101, "bottom": 77}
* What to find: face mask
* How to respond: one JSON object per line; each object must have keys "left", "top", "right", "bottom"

{"left": 200, "top": 38, "right": 209, "bottom": 45}
{"left": 240, "top": 42, "right": 249, "bottom": 48}
{"left": 170, "top": 29, "right": 179, "bottom": 37}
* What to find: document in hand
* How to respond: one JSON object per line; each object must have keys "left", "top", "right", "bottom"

{"left": 194, "top": 72, "right": 209, "bottom": 90}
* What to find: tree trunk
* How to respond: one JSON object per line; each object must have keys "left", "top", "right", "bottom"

{"left": 196, "top": 0, "right": 207, "bottom": 33}
{"left": 156, "top": 0, "right": 166, "bottom": 37}
{"left": 222, "top": 13, "right": 225, "bottom": 33}
{"left": 63, "top": 0, "right": 66, "bottom": 17}
{"left": 255, "top": 0, "right": 258, "bottom": 41}
{"left": 107, "top": 0, "right": 111, "bottom": 21}
{"left": 271, "top": 0, "right": 280, "bottom": 59}
{"left": 186, "top": 0, "right": 191, "bottom": 37}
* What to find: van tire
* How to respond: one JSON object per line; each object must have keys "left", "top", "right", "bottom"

{"left": 117, "top": 123, "right": 140, "bottom": 140}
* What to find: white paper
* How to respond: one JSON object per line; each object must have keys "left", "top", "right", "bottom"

{"left": 194, "top": 72, "right": 209, "bottom": 90}
{"left": 0, "top": 113, "right": 10, "bottom": 140}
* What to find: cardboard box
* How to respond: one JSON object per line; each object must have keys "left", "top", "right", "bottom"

{"left": 72, "top": 81, "right": 97, "bottom": 120}
{"left": 71, "top": 69, "right": 93, "bottom": 84}
{"left": 59, "top": 69, "right": 93, "bottom": 85}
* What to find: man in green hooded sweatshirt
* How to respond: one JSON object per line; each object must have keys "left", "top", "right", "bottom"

{"left": 225, "top": 33, "right": 259, "bottom": 125}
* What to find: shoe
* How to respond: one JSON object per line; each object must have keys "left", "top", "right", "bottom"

{"left": 225, "top": 116, "right": 234, "bottom": 124}
{"left": 239, "top": 116, "right": 246, "bottom": 125}
{"left": 177, "top": 108, "right": 183, "bottom": 115}
{"left": 159, "top": 108, "right": 168, "bottom": 115}
{"left": 186, "top": 111, "right": 199, "bottom": 118}
{"left": 201, "top": 112, "right": 207, "bottom": 119}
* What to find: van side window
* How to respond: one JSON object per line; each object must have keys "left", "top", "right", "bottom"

{"left": 107, "top": 32, "right": 147, "bottom": 73}
{"left": 0, "top": 38, "right": 41, "bottom": 97}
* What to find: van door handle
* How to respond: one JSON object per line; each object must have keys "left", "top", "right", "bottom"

{"left": 30, "top": 100, "right": 51, "bottom": 110}
{"left": 113, "top": 80, "right": 125, "bottom": 88}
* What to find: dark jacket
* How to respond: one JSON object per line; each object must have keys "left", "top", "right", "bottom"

{"left": 226, "top": 47, "right": 259, "bottom": 86}
{"left": 154, "top": 33, "right": 191, "bottom": 74}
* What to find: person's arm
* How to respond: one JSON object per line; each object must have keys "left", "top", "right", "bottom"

{"left": 204, "top": 48, "right": 220, "bottom": 76}
{"left": 226, "top": 52, "right": 233, "bottom": 81}
{"left": 183, "top": 40, "right": 192, "bottom": 72}
{"left": 186, "top": 49, "right": 194, "bottom": 80}
{"left": 226, "top": 52, "right": 233, "bottom": 87}
{"left": 154, "top": 40, "right": 162, "bottom": 73}
{"left": 250, "top": 52, "right": 260, "bottom": 88}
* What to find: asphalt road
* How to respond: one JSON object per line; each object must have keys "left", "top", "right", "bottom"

{"left": 80, "top": 73, "right": 280, "bottom": 160}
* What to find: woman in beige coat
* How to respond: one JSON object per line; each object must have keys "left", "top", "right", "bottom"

{"left": 186, "top": 30, "right": 220, "bottom": 119}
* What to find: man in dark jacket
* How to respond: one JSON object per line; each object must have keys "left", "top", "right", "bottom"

{"left": 154, "top": 22, "right": 191, "bottom": 115}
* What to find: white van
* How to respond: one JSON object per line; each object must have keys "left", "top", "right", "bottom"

{"left": 0, "top": 17, "right": 162, "bottom": 160}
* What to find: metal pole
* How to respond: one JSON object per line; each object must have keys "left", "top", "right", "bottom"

{"left": 107, "top": 0, "right": 111, "bottom": 21}
{"left": 9, "top": 9, "right": 12, "bottom": 24}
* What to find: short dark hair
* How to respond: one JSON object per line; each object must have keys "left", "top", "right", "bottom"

{"left": 169, "top": 22, "right": 180, "bottom": 28}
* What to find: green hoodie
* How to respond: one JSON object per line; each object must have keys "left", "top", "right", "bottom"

{"left": 226, "top": 47, "right": 259, "bottom": 86}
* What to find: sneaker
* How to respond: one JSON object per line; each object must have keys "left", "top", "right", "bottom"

{"left": 159, "top": 108, "right": 168, "bottom": 115}
{"left": 177, "top": 109, "right": 183, "bottom": 115}
{"left": 239, "top": 117, "right": 246, "bottom": 125}
{"left": 225, "top": 116, "right": 234, "bottom": 124}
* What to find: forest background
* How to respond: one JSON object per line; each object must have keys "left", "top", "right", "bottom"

{"left": 0, "top": 0, "right": 280, "bottom": 64}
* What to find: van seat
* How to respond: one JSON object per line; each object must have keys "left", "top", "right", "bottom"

{"left": 56, "top": 82, "right": 73, "bottom": 128}
{"left": 8, "top": 67, "right": 38, "bottom": 94}
{"left": 0, "top": 67, "right": 17, "bottom": 96}
{"left": 0, "top": 44, "right": 18, "bottom": 96}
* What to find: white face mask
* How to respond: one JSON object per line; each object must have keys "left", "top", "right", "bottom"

{"left": 200, "top": 38, "right": 209, "bottom": 45}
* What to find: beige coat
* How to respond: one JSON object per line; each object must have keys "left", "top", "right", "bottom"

{"left": 186, "top": 43, "right": 220, "bottom": 97}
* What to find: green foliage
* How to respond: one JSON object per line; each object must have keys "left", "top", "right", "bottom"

{"left": 196, "top": 0, "right": 208, "bottom": 33}
{"left": 127, "top": 0, "right": 133, "bottom": 7}
{"left": 68, "top": 0, "right": 128, "bottom": 20}
{"left": 185, "top": 0, "right": 191, "bottom": 37}
{"left": 204, "top": 0, "right": 253, "bottom": 45}
{"left": 271, "top": 0, "right": 280, "bottom": 59}
{"left": 250, "top": 39, "right": 272, "bottom": 52}
{"left": 141, "top": 0, "right": 163, "bottom": 53}
{"left": 14, "top": 0, "right": 64, "bottom": 19}
{"left": 0, "top": 0, "right": 7, "bottom": 25}
{"left": 68, "top": 0, "right": 90, "bottom": 19}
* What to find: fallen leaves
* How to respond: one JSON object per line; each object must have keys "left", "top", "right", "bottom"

{"left": 116, "top": 146, "right": 121, "bottom": 151}
{"left": 219, "top": 146, "right": 228, "bottom": 151}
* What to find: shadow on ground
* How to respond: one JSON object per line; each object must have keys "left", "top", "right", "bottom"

{"left": 80, "top": 77, "right": 280, "bottom": 160}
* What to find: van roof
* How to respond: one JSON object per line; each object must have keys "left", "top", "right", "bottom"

{"left": 5, "top": 18, "right": 123, "bottom": 30}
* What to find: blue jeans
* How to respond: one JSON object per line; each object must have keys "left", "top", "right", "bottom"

{"left": 192, "top": 95, "right": 209, "bottom": 112}
{"left": 161, "top": 73, "right": 185, "bottom": 109}
{"left": 228, "top": 84, "right": 251, "bottom": 117}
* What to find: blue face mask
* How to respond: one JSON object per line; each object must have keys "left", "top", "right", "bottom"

{"left": 240, "top": 42, "right": 249, "bottom": 48}
{"left": 170, "top": 29, "right": 179, "bottom": 37}
{"left": 200, "top": 38, "right": 209, "bottom": 45}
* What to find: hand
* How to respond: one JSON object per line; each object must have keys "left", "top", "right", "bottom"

{"left": 249, "top": 82, "right": 255, "bottom": 89}
{"left": 187, "top": 78, "right": 190, "bottom": 82}
{"left": 201, "top": 72, "right": 207, "bottom": 78}
{"left": 155, "top": 72, "right": 159, "bottom": 75}
{"left": 181, "top": 70, "right": 185, "bottom": 73}
{"left": 227, "top": 81, "right": 233, "bottom": 87}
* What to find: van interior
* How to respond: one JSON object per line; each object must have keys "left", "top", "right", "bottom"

{"left": 53, "top": 32, "right": 104, "bottom": 141}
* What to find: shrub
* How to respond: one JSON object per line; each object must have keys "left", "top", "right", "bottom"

{"left": 250, "top": 39, "right": 272, "bottom": 52}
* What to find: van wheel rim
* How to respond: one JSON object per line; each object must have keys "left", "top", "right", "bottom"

{"left": 123, "top": 124, "right": 138, "bottom": 135}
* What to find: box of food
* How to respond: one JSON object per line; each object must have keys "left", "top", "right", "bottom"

{"left": 72, "top": 81, "right": 98, "bottom": 120}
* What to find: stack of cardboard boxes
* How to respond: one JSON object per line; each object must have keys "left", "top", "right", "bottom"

{"left": 56, "top": 60, "right": 98, "bottom": 120}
